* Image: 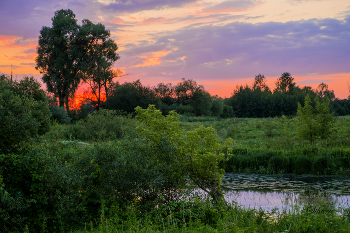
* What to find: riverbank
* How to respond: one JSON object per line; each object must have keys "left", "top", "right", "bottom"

{"left": 73, "top": 197, "right": 350, "bottom": 233}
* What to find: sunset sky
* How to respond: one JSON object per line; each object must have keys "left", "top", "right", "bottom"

{"left": 0, "top": 0, "right": 350, "bottom": 99}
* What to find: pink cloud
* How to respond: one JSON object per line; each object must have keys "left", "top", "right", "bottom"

{"left": 109, "top": 18, "right": 125, "bottom": 24}
{"left": 141, "top": 17, "right": 166, "bottom": 25}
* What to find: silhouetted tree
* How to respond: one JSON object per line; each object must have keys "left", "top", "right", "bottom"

{"left": 274, "top": 72, "right": 296, "bottom": 94}
{"left": 316, "top": 82, "right": 335, "bottom": 100}
{"left": 78, "top": 19, "right": 120, "bottom": 110}
{"left": 106, "top": 80, "right": 156, "bottom": 114}
{"left": 253, "top": 74, "right": 269, "bottom": 92}
{"left": 36, "top": 9, "right": 82, "bottom": 111}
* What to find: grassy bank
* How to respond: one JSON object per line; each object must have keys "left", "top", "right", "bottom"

{"left": 180, "top": 115, "right": 350, "bottom": 175}
{"left": 73, "top": 198, "right": 350, "bottom": 233}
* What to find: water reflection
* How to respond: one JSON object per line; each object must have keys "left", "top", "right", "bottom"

{"left": 191, "top": 173, "right": 350, "bottom": 213}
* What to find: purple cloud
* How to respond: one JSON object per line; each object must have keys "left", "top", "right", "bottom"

{"left": 99, "top": 0, "right": 198, "bottom": 13}
{"left": 0, "top": 65, "right": 20, "bottom": 69}
{"left": 119, "top": 16, "right": 350, "bottom": 83}
{"left": 297, "top": 79, "right": 333, "bottom": 85}
{"left": 202, "top": 0, "right": 260, "bottom": 13}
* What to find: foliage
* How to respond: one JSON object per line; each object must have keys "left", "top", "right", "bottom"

{"left": 105, "top": 80, "right": 157, "bottom": 114}
{"left": 135, "top": 105, "right": 231, "bottom": 202}
{"left": 49, "top": 105, "right": 72, "bottom": 124}
{"left": 12, "top": 76, "right": 47, "bottom": 102}
{"left": 297, "top": 95, "right": 334, "bottom": 143}
{"left": 78, "top": 19, "right": 119, "bottom": 110}
{"left": 210, "top": 97, "right": 224, "bottom": 117}
{"left": 274, "top": 72, "right": 296, "bottom": 94}
{"left": 0, "top": 137, "right": 191, "bottom": 232}
{"left": 36, "top": 9, "right": 82, "bottom": 111}
{"left": 0, "top": 78, "right": 51, "bottom": 154}
{"left": 183, "top": 115, "right": 350, "bottom": 175}
{"left": 69, "top": 109, "right": 137, "bottom": 141}
{"left": 72, "top": 198, "right": 350, "bottom": 233}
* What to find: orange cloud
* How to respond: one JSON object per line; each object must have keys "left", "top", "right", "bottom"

{"left": 0, "top": 36, "right": 16, "bottom": 42}
{"left": 109, "top": 18, "right": 125, "bottom": 24}
{"left": 141, "top": 17, "right": 166, "bottom": 25}
{"left": 9, "top": 54, "right": 36, "bottom": 61}
{"left": 132, "top": 50, "right": 171, "bottom": 68}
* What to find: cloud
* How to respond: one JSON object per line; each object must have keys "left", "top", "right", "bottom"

{"left": 0, "top": 0, "right": 105, "bottom": 38}
{"left": 120, "top": 16, "right": 350, "bottom": 83}
{"left": 23, "top": 49, "right": 37, "bottom": 54}
{"left": 296, "top": 78, "right": 333, "bottom": 85}
{"left": 9, "top": 55, "right": 36, "bottom": 61}
{"left": 201, "top": 0, "right": 261, "bottom": 14}
{"left": 99, "top": 0, "right": 198, "bottom": 13}
{"left": 141, "top": 17, "right": 166, "bottom": 25}
{"left": 20, "top": 63, "right": 36, "bottom": 66}
{"left": 0, "top": 65, "right": 21, "bottom": 69}
{"left": 286, "top": 0, "right": 325, "bottom": 5}
{"left": 131, "top": 50, "right": 172, "bottom": 67}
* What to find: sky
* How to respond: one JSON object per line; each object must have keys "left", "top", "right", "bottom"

{"left": 0, "top": 0, "right": 350, "bottom": 99}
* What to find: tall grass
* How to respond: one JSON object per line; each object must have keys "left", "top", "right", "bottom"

{"left": 73, "top": 198, "right": 350, "bottom": 233}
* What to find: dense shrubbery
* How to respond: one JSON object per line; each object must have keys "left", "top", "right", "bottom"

{"left": 49, "top": 105, "right": 72, "bottom": 124}
{"left": 0, "top": 140, "right": 188, "bottom": 232}
{"left": 0, "top": 75, "right": 51, "bottom": 154}
{"left": 0, "top": 105, "right": 230, "bottom": 232}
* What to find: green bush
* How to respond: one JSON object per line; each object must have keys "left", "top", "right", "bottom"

{"left": 312, "top": 156, "right": 336, "bottom": 175}
{"left": 220, "top": 105, "right": 234, "bottom": 118}
{"left": 0, "top": 91, "right": 50, "bottom": 154}
{"left": 293, "top": 155, "right": 312, "bottom": 174}
{"left": 0, "top": 138, "right": 189, "bottom": 232}
{"left": 267, "top": 155, "right": 289, "bottom": 173}
{"left": 0, "top": 76, "right": 51, "bottom": 154}
{"left": 49, "top": 105, "right": 72, "bottom": 124}
{"left": 70, "top": 109, "right": 137, "bottom": 141}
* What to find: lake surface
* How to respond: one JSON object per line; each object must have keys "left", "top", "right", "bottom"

{"left": 192, "top": 173, "right": 350, "bottom": 214}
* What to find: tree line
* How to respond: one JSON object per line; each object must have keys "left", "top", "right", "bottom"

{"left": 71, "top": 73, "right": 348, "bottom": 120}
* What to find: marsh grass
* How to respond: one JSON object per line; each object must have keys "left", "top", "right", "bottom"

{"left": 73, "top": 197, "right": 350, "bottom": 233}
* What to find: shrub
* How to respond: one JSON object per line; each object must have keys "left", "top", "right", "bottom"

{"left": 70, "top": 109, "right": 137, "bottom": 141}
{"left": 267, "top": 155, "right": 289, "bottom": 173}
{"left": 220, "top": 105, "right": 234, "bottom": 118}
{"left": 312, "top": 156, "right": 336, "bottom": 175}
{"left": 0, "top": 86, "right": 51, "bottom": 154}
{"left": 49, "top": 105, "right": 72, "bottom": 124}
{"left": 297, "top": 95, "right": 334, "bottom": 144}
{"left": 293, "top": 155, "right": 312, "bottom": 174}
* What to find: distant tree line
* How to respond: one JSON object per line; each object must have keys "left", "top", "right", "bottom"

{"left": 225, "top": 73, "right": 350, "bottom": 117}
{"left": 90, "top": 73, "right": 347, "bottom": 119}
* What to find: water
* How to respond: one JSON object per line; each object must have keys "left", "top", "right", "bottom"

{"left": 191, "top": 173, "right": 350, "bottom": 213}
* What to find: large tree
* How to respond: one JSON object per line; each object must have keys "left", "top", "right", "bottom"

{"left": 36, "top": 9, "right": 83, "bottom": 111}
{"left": 78, "top": 19, "right": 119, "bottom": 110}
